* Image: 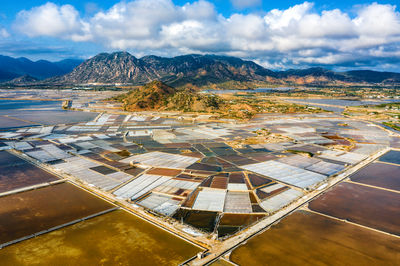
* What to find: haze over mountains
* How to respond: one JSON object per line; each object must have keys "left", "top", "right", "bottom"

{"left": 0, "top": 55, "right": 82, "bottom": 82}
{"left": 2, "top": 52, "right": 400, "bottom": 86}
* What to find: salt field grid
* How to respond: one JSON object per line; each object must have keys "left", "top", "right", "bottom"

{"left": 54, "top": 156, "right": 134, "bottom": 191}
{"left": 0, "top": 90, "right": 397, "bottom": 243}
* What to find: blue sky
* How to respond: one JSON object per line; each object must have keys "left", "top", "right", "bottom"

{"left": 1, "top": 0, "right": 400, "bottom": 71}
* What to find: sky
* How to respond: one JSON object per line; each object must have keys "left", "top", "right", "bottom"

{"left": 1, "top": 0, "right": 400, "bottom": 71}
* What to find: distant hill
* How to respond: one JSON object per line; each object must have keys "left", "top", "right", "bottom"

{"left": 47, "top": 52, "right": 273, "bottom": 86}
{"left": 343, "top": 70, "right": 400, "bottom": 84}
{"left": 0, "top": 55, "right": 83, "bottom": 82}
{"left": 115, "top": 80, "right": 224, "bottom": 112}
{"left": 275, "top": 67, "right": 400, "bottom": 85}
{"left": 2, "top": 75, "right": 39, "bottom": 85}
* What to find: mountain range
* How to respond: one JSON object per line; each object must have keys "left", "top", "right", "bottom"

{"left": 1, "top": 52, "right": 400, "bottom": 86}
{"left": 0, "top": 55, "right": 82, "bottom": 82}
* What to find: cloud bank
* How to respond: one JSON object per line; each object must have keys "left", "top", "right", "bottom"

{"left": 13, "top": 0, "right": 400, "bottom": 70}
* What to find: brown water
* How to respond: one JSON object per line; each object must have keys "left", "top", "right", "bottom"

{"left": 0, "top": 182, "right": 113, "bottom": 244}
{"left": 0, "top": 210, "right": 202, "bottom": 266}
{"left": 350, "top": 162, "right": 400, "bottom": 191}
{"left": 173, "top": 209, "right": 218, "bottom": 233}
{"left": 309, "top": 182, "right": 400, "bottom": 235}
{"left": 218, "top": 214, "right": 266, "bottom": 237}
{"left": 231, "top": 210, "right": 400, "bottom": 265}
{"left": 0, "top": 161, "right": 58, "bottom": 193}
{"left": 0, "top": 151, "right": 27, "bottom": 167}
{"left": 210, "top": 258, "right": 235, "bottom": 266}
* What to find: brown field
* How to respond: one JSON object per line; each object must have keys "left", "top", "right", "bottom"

{"left": 146, "top": 168, "right": 182, "bottom": 176}
{"left": 0, "top": 151, "right": 58, "bottom": 193}
{"left": 219, "top": 214, "right": 266, "bottom": 227}
{"left": 228, "top": 172, "right": 245, "bottom": 183}
{"left": 211, "top": 176, "right": 228, "bottom": 189}
{"left": 0, "top": 182, "right": 113, "bottom": 244}
{"left": 231, "top": 210, "right": 400, "bottom": 265}
{"left": 0, "top": 210, "right": 201, "bottom": 266}
{"left": 309, "top": 182, "right": 400, "bottom": 235}
{"left": 350, "top": 162, "right": 400, "bottom": 191}
{"left": 247, "top": 173, "right": 273, "bottom": 188}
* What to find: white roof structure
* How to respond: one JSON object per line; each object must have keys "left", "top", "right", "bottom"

{"left": 153, "top": 179, "right": 200, "bottom": 194}
{"left": 227, "top": 183, "right": 248, "bottom": 191}
{"left": 138, "top": 193, "right": 181, "bottom": 216}
{"left": 223, "top": 191, "right": 252, "bottom": 213}
{"left": 260, "top": 189, "right": 303, "bottom": 212}
{"left": 277, "top": 155, "right": 320, "bottom": 169}
{"left": 4, "top": 141, "right": 33, "bottom": 150}
{"left": 242, "top": 160, "right": 327, "bottom": 189}
{"left": 120, "top": 151, "right": 199, "bottom": 169}
{"left": 54, "top": 156, "right": 132, "bottom": 191}
{"left": 260, "top": 183, "right": 286, "bottom": 193}
{"left": 318, "top": 150, "right": 367, "bottom": 164}
{"left": 113, "top": 174, "right": 171, "bottom": 200}
{"left": 305, "top": 161, "right": 345, "bottom": 176}
{"left": 192, "top": 188, "right": 226, "bottom": 212}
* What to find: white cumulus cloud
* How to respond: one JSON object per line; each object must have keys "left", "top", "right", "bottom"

{"left": 12, "top": 1, "right": 400, "bottom": 70}
{"left": 14, "top": 2, "right": 90, "bottom": 41}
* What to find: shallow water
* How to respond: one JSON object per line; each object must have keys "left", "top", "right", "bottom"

{"left": 286, "top": 98, "right": 400, "bottom": 112}
{"left": 0, "top": 210, "right": 202, "bottom": 266}
{"left": 0, "top": 161, "right": 58, "bottom": 193}
{"left": 309, "top": 182, "right": 400, "bottom": 235}
{"left": 289, "top": 98, "right": 400, "bottom": 107}
{"left": 0, "top": 99, "right": 98, "bottom": 126}
{"left": 350, "top": 162, "right": 400, "bottom": 191}
{"left": 0, "top": 182, "right": 113, "bottom": 244}
{"left": 231, "top": 210, "right": 400, "bottom": 265}
{"left": 378, "top": 150, "right": 400, "bottom": 165}
{"left": 0, "top": 99, "right": 60, "bottom": 111}
{"left": 202, "top": 87, "right": 295, "bottom": 94}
